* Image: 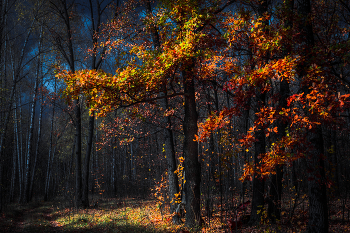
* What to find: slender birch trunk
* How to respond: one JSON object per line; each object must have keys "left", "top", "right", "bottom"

{"left": 44, "top": 79, "right": 56, "bottom": 201}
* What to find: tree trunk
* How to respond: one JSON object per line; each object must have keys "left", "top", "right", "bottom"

{"left": 13, "top": 94, "right": 22, "bottom": 199}
{"left": 30, "top": 94, "right": 43, "bottom": 201}
{"left": 297, "top": 0, "right": 328, "bottom": 232}
{"left": 10, "top": 131, "right": 16, "bottom": 202}
{"left": 81, "top": 0, "right": 109, "bottom": 208}
{"left": 268, "top": 165, "right": 283, "bottom": 221}
{"left": 22, "top": 46, "right": 42, "bottom": 203}
{"left": 10, "top": 16, "right": 36, "bottom": 205}
{"left": 44, "top": 78, "right": 56, "bottom": 202}
{"left": 183, "top": 69, "right": 201, "bottom": 227}
{"left": 0, "top": 0, "right": 8, "bottom": 210}
{"left": 82, "top": 113, "right": 94, "bottom": 208}
{"left": 74, "top": 98, "right": 83, "bottom": 208}
{"left": 55, "top": 0, "right": 83, "bottom": 208}
{"left": 249, "top": 98, "right": 266, "bottom": 225}
{"left": 0, "top": 61, "right": 16, "bottom": 207}
{"left": 29, "top": 23, "right": 44, "bottom": 201}
{"left": 162, "top": 97, "right": 180, "bottom": 224}
{"left": 249, "top": 0, "right": 268, "bottom": 225}
{"left": 331, "top": 129, "right": 339, "bottom": 195}
{"left": 23, "top": 78, "right": 37, "bottom": 203}
{"left": 306, "top": 127, "right": 328, "bottom": 233}
{"left": 145, "top": 0, "right": 180, "bottom": 223}
{"left": 267, "top": 0, "right": 293, "bottom": 220}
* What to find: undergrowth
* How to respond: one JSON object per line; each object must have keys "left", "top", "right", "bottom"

{"left": 0, "top": 196, "right": 349, "bottom": 232}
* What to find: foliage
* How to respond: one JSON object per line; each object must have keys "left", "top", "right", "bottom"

{"left": 196, "top": 2, "right": 350, "bottom": 180}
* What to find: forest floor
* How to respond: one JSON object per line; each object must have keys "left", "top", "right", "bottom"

{"left": 0, "top": 195, "right": 349, "bottom": 232}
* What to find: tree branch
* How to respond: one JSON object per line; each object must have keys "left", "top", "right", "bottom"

{"left": 119, "top": 92, "right": 184, "bottom": 108}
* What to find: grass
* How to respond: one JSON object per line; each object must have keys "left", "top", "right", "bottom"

{"left": 0, "top": 195, "right": 349, "bottom": 232}
{"left": 0, "top": 198, "right": 184, "bottom": 233}
{"left": 53, "top": 200, "right": 173, "bottom": 232}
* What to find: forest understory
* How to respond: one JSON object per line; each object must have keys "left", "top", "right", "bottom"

{"left": 1, "top": 194, "right": 349, "bottom": 233}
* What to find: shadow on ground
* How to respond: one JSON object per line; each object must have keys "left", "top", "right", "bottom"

{"left": 1, "top": 224, "right": 168, "bottom": 233}
{"left": 0, "top": 201, "right": 171, "bottom": 233}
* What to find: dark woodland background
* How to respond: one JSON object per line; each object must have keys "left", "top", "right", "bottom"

{"left": 0, "top": 0, "right": 350, "bottom": 232}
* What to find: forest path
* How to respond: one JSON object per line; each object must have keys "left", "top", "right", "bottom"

{"left": 0, "top": 198, "right": 172, "bottom": 233}
{"left": 0, "top": 202, "right": 63, "bottom": 233}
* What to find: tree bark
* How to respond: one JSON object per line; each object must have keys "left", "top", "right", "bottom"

{"left": 82, "top": 113, "right": 94, "bottom": 207}
{"left": 30, "top": 96, "right": 43, "bottom": 200}
{"left": 306, "top": 127, "right": 328, "bottom": 233}
{"left": 74, "top": 98, "right": 83, "bottom": 208}
{"left": 267, "top": 165, "right": 283, "bottom": 221}
{"left": 297, "top": 0, "right": 329, "bottom": 232}
{"left": 13, "top": 93, "right": 21, "bottom": 200}
{"left": 81, "top": 0, "right": 111, "bottom": 208}
{"left": 3, "top": 15, "right": 34, "bottom": 205}
{"left": 145, "top": 0, "right": 180, "bottom": 223}
{"left": 162, "top": 96, "right": 180, "bottom": 224}
{"left": 56, "top": 0, "right": 83, "bottom": 208}
{"left": 267, "top": 0, "right": 294, "bottom": 221}
{"left": 183, "top": 69, "right": 201, "bottom": 227}
{"left": 29, "top": 22, "right": 44, "bottom": 201}
{"left": 10, "top": 126, "right": 17, "bottom": 202}
{"left": 249, "top": 95, "right": 266, "bottom": 225}
{"left": 249, "top": 0, "right": 268, "bottom": 225}
{"left": 22, "top": 76, "right": 37, "bottom": 203}
{"left": 44, "top": 79, "right": 56, "bottom": 202}
{"left": 0, "top": 0, "right": 8, "bottom": 211}
{"left": 21, "top": 19, "right": 42, "bottom": 203}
